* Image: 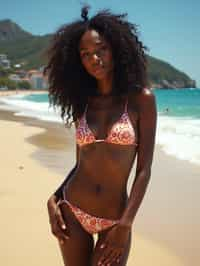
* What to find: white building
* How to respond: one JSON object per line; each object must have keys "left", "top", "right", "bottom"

{"left": 8, "top": 74, "right": 21, "bottom": 82}
{"left": 29, "top": 73, "right": 48, "bottom": 89}
{"left": 0, "top": 54, "right": 11, "bottom": 69}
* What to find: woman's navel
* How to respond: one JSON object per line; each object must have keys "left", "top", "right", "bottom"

{"left": 95, "top": 183, "right": 102, "bottom": 194}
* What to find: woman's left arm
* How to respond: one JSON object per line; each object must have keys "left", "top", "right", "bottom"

{"left": 120, "top": 88, "right": 157, "bottom": 227}
{"left": 97, "top": 88, "right": 157, "bottom": 266}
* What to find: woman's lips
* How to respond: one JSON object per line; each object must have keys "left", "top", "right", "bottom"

{"left": 93, "top": 65, "right": 105, "bottom": 74}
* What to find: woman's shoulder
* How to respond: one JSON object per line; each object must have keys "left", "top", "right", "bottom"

{"left": 128, "top": 87, "right": 155, "bottom": 108}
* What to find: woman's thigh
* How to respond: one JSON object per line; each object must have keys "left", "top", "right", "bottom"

{"left": 91, "top": 228, "right": 132, "bottom": 266}
{"left": 58, "top": 202, "right": 94, "bottom": 266}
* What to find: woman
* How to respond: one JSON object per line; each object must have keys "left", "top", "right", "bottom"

{"left": 45, "top": 5, "right": 157, "bottom": 266}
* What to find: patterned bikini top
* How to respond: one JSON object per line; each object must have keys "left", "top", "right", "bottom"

{"left": 76, "top": 98, "right": 138, "bottom": 147}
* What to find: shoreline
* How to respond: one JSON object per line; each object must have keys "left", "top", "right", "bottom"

{"left": 0, "top": 89, "right": 47, "bottom": 97}
{"left": 0, "top": 107, "right": 200, "bottom": 265}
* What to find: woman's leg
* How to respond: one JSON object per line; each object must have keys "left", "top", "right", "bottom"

{"left": 58, "top": 202, "right": 94, "bottom": 266}
{"left": 91, "top": 227, "right": 132, "bottom": 266}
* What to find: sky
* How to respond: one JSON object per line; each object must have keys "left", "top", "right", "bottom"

{"left": 0, "top": 0, "right": 199, "bottom": 87}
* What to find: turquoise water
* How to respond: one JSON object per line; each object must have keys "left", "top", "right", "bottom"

{"left": 0, "top": 88, "right": 200, "bottom": 165}
{"left": 154, "top": 88, "right": 200, "bottom": 118}
{"left": 24, "top": 93, "right": 48, "bottom": 103}
{"left": 23, "top": 88, "right": 200, "bottom": 119}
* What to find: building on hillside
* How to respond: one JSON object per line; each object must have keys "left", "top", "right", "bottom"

{"left": 15, "top": 69, "right": 27, "bottom": 79}
{"left": 24, "top": 69, "right": 48, "bottom": 90}
{"left": 0, "top": 54, "right": 10, "bottom": 69}
{"left": 26, "top": 69, "right": 38, "bottom": 79}
{"left": 29, "top": 72, "right": 48, "bottom": 89}
{"left": 8, "top": 73, "right": 21, "bottom": 82}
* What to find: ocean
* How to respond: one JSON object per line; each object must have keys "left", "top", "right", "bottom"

{"left": 0, "top": 88, "right": 200, "bottom": 166}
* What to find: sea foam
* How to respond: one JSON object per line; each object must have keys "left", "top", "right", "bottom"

{"left": 1, "top": 93, "right": 200, "bottom": 166}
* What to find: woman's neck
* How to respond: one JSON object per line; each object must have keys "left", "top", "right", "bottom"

{"left": 96, "top": 74, "right": 113, "bottom": 96}
{"left": 88, "top": 94, "right": 125, "bottom": 109}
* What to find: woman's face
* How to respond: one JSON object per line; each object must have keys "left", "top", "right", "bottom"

{"left": 79, "top": 29, "right": 114, "bottom": 80}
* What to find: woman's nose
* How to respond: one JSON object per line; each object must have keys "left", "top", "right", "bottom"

{"left": 92, "top": 53, "right": 101, "bottom": 63}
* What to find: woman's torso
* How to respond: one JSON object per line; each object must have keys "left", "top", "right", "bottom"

{"left": 64, "top": 93, "right": 139, "bottom": 220}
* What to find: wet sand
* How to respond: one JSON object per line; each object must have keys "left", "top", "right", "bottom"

{"left": 0, "top": 107, "right": 199, "bottom": 266}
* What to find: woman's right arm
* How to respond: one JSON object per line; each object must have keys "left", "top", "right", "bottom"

{"left": 47, "top": 140, "right": 80, "bottom": 242}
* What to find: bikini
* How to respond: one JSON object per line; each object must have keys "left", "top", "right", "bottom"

{"left": 76, "top": 98, "right": 138, "bottom": 147}
{"left": 57, "top": 98, "right": 138, "bottom": 235}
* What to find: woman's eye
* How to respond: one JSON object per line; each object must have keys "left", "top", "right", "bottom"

{"left": 82, "top": 52, "right": 90, "bottom": 59}
{"left": 99, "top": 46, "right": 107, "bottom": 52}
{"left": 81, "top": 46, "right": 107, "bottom": 59}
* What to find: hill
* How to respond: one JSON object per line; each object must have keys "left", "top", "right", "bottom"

{"left": 0, "top": 19, "right": 196, "bottom": 88}
{"left": 0, "top": 19, "right": 32, "bottom": 41}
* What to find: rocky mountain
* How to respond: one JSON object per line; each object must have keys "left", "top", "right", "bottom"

{"left": 0, "top": 19, "right": 32, "bottom": 41}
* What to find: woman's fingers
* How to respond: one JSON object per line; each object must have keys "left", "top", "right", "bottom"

{"left": 54, "top": 201, "right": 70, "bottom": 239}
{"left": 98, "top": 246, "right": 123, "bottom": 266}
{"left": 115, "top": 254, "right": 122, "bottom": 264}
{"left": 55, "top": 201, "right": 68, "bottom": 231}
{"left": 110, "top": 250, "right": 122, "bottom": 265}
{"left": 50, "top": 215, "right": 70, "bottom": 241}
{"left": 103, "top": 249, "right": 116, "bottom": 265}
{"left": 51, "top": 220, "right": 69, "bottom": 241}
{"left": 48, "top": 197, "right": 69, "bottom": 241}
{"left": 98, "top": 246, "right": 112, "bottom": 265}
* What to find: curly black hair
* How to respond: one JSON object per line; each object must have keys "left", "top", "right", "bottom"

{"left": 43, "top": 5, "right": 149, "bottom": 127}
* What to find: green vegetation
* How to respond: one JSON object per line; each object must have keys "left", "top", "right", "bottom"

{"left": 0, "top": 76, "right": 32, "bottom": 90}
{"left": 0, "top": 65, "right": 13, "bottom": 77}
{"left": 147, "top": 56, "right": 193, "bottom": 85}
{"left": 17, "top": 80, "right": 31, "bottom": 89}
{"left": 0, "top": 35, "right": 51, "bottom": 69}
{"left": 0, "top": 19, "right": 196, "bottom": 88}
{"left": 0, "top": 66, "right": 31, "bottom": 89}
{"left": 0, "top": 77, "right": 17, "bottom": 90}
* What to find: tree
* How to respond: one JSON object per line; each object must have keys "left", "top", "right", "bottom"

{"left": 0, "top": 66, "right": 12, "bottom": 78}
{"left": 17, "top": 80, "right": 31, "bottom": 90}
{"left": 0, "top": 77, "right": 17, "bottom": 90}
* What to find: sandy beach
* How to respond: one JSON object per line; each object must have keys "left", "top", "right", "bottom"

{"left": 0, "top": 94, "right": 199, "bottom": 265}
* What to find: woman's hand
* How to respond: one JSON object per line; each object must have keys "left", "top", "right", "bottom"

{"left": 98, "top": 222, "right": 132, "bottom": 265}
{"left": 47, "top": 194, "right": 69, "bottom": 244}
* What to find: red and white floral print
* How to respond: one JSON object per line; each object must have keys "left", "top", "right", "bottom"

{"left": 76, "top": 99, "right": 138, "bottom": 147}
{"left": 60, "top": 198, "right": 119, "bottom": 234}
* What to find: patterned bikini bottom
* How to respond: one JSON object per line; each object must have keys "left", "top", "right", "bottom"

{"left": 56, "top": 184, "right": 119, "bottom": 235}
